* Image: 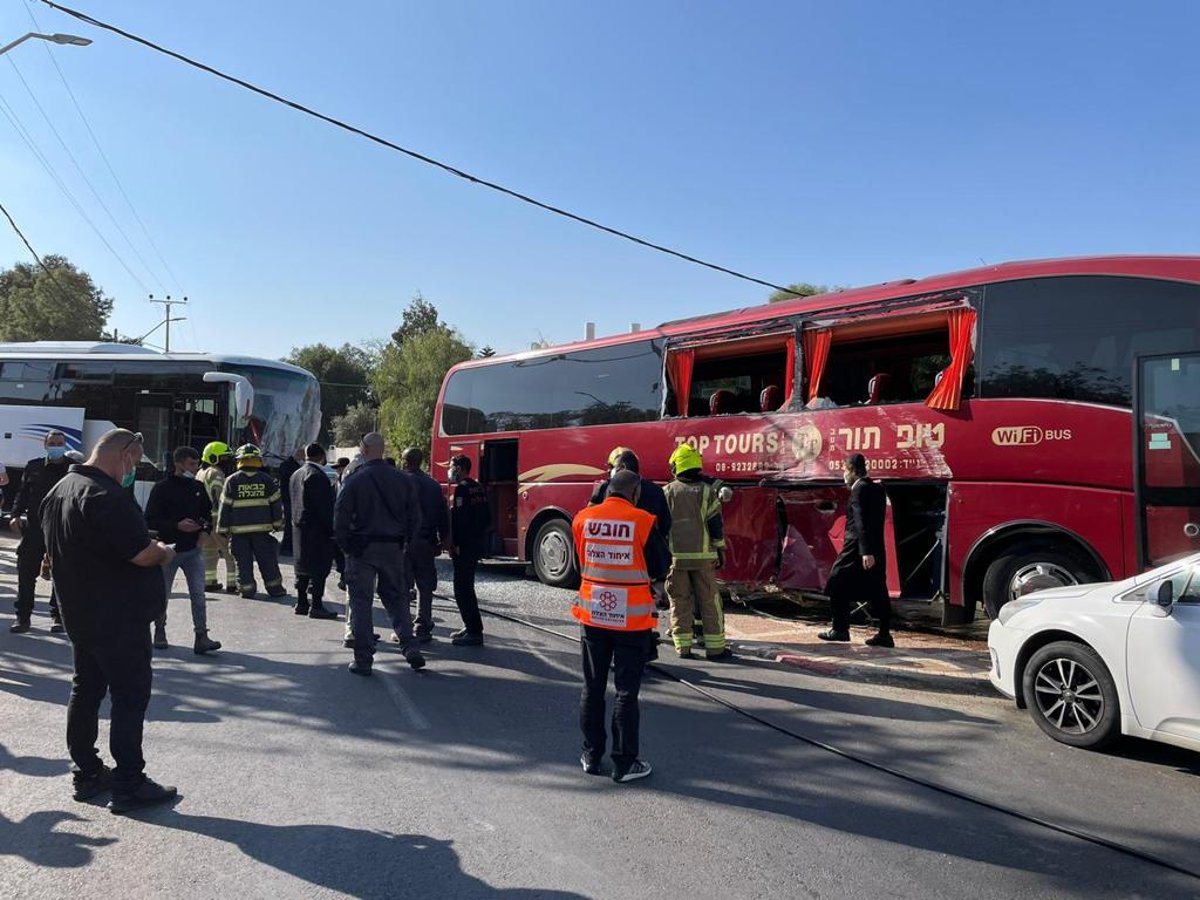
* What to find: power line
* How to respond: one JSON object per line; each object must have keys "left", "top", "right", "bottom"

{"left": 26, "top": 0, "right": 186, "bottom": 293}
{"left": 36, "top": 0, "right": 793, "bottom": 294}
{"left": 0, "top": 196, "right": 85, "bottom": 308}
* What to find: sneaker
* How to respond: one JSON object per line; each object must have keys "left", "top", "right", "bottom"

{"left": 612, "top": 760, "right": 652, "bottom": 784}
{"left": 865, "top": 632, "right": 895, "bottom": 648}
{"left": 153, "top": 626, "right": 169, "bottom": 650}
{"left": 9, "top": 618, "right": 31, "bottom": 634}
{"left": 204, "top": 581, "right": 221, "bottom": 593}
{"left": 449, "top": 627, "right": 469, "bottom": 640}
{"left": 308, "top": 604, "right": 337, "bottom": 620}
{"left": 451, "top": 632, "right": 483, "bottom": 647}
{"left": 348, "top": 661, "right": 372, "bottom": 676}
{"left": 72, "top": 764, "right": 113, "bottom": 801}
{"left": 110, "top": 777, "right": 177, "bottom": 815}
{"left": 404, "top": 648, "right": 427, "bottom": 670}
{"left": 193, "top": 632, "right": 222, "bottom": 655}
{"left": 705, "top": 648, "right": 735, "bottom": 662}
{"left": 817, "top": 629, "right": 850, "bottom": 642}
{"left": 581, "top": 754, "right": 603, "bottom": 776}
{"left": 50, "top": 620, "right": 65, "bottom": 634}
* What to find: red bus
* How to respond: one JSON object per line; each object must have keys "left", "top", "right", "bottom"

{"left": 432, "top": 256, "right": 1200, "bottom": 623}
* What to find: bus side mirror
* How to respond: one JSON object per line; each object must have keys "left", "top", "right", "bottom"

{"left": 1154, "top": 580, "right": 1174, "bottom": 609}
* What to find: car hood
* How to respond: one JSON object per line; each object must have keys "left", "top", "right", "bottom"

{"left": 1024, "top": 583, "right": 1109, "bottom": 602}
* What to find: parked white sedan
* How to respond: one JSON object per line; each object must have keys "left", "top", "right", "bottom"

{"left": 988, "top": 553, "right": 1200, "bottom": 752}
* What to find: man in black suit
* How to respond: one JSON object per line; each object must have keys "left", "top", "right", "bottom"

{"left": 289, "top": 444, "right": 338, "bottom": 620}
{"left": 818, "top": 453, "right": 894, "bottom": 647}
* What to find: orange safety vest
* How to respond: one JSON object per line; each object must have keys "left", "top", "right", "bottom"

{"left": 571, "top": 496, "right": 656, "bottom": 631}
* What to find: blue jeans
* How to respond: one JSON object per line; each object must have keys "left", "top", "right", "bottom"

{"left": 156, "top": 547, "right": 208, "bottom": 633}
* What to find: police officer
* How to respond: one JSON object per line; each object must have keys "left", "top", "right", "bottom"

{"left": 198, "top": 442, "right": 238, "bottom": 594}
{"left": 447, "top": 454, "right": 489, "bottom": 647}
{"left": 334, "top": 432, "right": 425, "bottom": 675}
{"left": 400, "top": 446, "right": 448, "bottom": 644}
{"left": 290, "top": 443, "right": 339, "bottom": 620}
{"left": 216, "top": 444, "right": 287, "bottom": 599}
{"left": 573, "top": 469, "right": 667, "bottom": 783}
{"left": 8, "top": 430, "right": 71, "bottom": 633}
{"left": 662, "top": 444, "right": 734, "bottom": 661}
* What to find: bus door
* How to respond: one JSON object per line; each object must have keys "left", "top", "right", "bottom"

{"left": 135, "top": 392, "right": 174, "bottom": 475}
{"left": 1134, "top": 351, "right": 1200, "bottom": 567}
{"left": 479, "top": 438, "right": 519, "bottom": 558}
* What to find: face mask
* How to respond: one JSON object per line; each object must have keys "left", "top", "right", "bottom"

{"left": 122, "top": 470, "right": 136, "bottom": 488}
{"left": 843, "top": 469, "right": 855, "bottom": 486}
{"left": 47, "top": 446, "right": 66, "bottom": 461}
{"left": 448, "top": 469, "right": 461, "bottom": 484}
{"left": 181, "top": 470, "right": 196, "bottom": 480}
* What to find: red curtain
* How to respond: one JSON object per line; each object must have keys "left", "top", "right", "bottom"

{"left": 784, "top": 337, "right": 796, "bottom": 403}
{"left": 667, "top": 349, "right": 695, "bottom": 416}
{"left": 926, "top": 308, "right": 977, "bottom": 410}
{"left": 803, "top": 329, "right": 832, "bottom": 403}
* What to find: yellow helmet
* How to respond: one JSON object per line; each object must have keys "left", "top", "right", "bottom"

{"left": 607, "top": 446, "right": 629, "bottom": 468}
{"left": 201, "top": 441, "right": 232, "bottom": 466}
{"left": 669, "top": 443, "right": 703, "bottom": 475}
{"left": 235, "top": 443, "right": 263, "bottom": 466}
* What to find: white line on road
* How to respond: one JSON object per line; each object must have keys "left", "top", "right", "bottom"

{"left": 378, "top": 665, "right": 431, "bottom": 731}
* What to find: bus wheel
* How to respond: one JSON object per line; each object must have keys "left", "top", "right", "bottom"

{"left": 982, "top": 542, "right": 1095, "bottom": 619}
{"left": 532, "top": 519, "right": 579, "bottom": 588}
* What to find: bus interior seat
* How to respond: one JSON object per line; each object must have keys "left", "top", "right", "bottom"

{"left": 710, "top": 389, "right": 737, "bottom": 416}
{"left": 760, "top": 385, "right": 783, "bottom": 412}
{"left": 866, "top": 373, "right": 892, "bottom": 405}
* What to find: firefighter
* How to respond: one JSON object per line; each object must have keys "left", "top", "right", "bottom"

{"left": 662, "top": 444, "right": 734, "bottom": 661}
{"left": 216, "top": 444, "right": 287, "bottom": 599}
{"left": 198, "top": 442, "right": 239, "bottom": 594}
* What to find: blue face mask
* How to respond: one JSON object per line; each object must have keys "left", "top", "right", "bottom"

{"left": 47, "top": 446, "right": 66, "bottom": 461}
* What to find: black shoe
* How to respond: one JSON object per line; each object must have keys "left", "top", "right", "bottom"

{"left": 404, "top": 648, "right": 427, "bottom": 670}
{"left": 308, "top": 604, "right": 337, "bottom": 621}
{"left": 416, "top": 632, "right": 433, "bottom": 645}
{"left": 267, "top": 588, "right": 288, "bottom": 599}
{"left": 293, "top": 604, "right": 310, "bottom": 616}
{"left": 204, "top": 581, "right": 221, "bottom": 592}
{"left": 72, "top": 764, "right": 113, "bottom": 801}
{"left": 865, "top": 632, "right": 895, "bottom": 648}
{"left": 348, "top": 661, "right": 372, "bottom": 676}
{"left": 451, "top": 632, "right": 483, "bottom": 647}
{"left": 193, "top": 632, "right": 222, "bottom": 654}
{"left": 50, "top": 620, "right": 65, "bottom": 634}
{"left": 817, "top": 629, "right": 850, "bottom": 642}
{"left": 240, "top": 590, "right": 257, "bottom": 600}
{"left": 153, "top": 626, "right": 169, "bottom": 650}
{"left": 612, "top": 760, "right": 652, "bottom": 784}
{"left": 9, "top": 617, "right": 31, "bottom": 634}
{"left": 224, "top": 585, "right": 239, "bottom": 595}
{"left": 581, "top": 754, "right": 603, "bottom": 776}
{"left": 449, "top": 627, "right": 469, "bottom": 640}
{"left": 110, "top": 777, "right": 177, "bottom": 815}
{"left": 705, "top": 648, "right": 736, "bottom": 662}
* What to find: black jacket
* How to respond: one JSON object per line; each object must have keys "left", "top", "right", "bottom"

{"left": 334, "top": 459, "right": 421, "bottom": 553}
{"left": 589, "top": 476, "right": 672, "bottom": 539}
{"left": 406, "top": 468, "right": 449, "bottom": 544}
{"left": 291, "top": 462, "right": 335, "bottom": 536}
{"left": 450, "top": 477, "right": 489, "bottom": 556}
{"left": 13, "top": 456, "right": 71, "bottom": 537}
{"left": 145, "top": 474, "right": 212, "bottom": 553}
{"left": 833, "top": 476, "right": 886, "bottom": 571}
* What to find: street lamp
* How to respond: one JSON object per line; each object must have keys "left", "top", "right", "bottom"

{"left": 0, "top": 32, "right": 93, "bottom": 57}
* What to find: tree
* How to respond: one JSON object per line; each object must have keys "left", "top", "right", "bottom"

{"left": 0, "top": 255, "right": 113, "bottom": 341}
{"left": 391, "top": 293, "right": 443, "bottom": 347}
{"left": 373, "top": 328, "right": 474, "bottom": 458}
{"left": 283, "top": 342, "right": 375, "bottom": 443}
{"left": 329, "top": 401, "right": 379, "bottom": 447}
{"left": 478, "top": 345, "right": 496, "bottom": 358}
{"left": 767, "top": 282, "right": 827, "bottom": 303}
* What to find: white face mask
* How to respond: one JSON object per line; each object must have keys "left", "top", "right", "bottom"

{"left": 843, "top": 469, "right": 855, "bottom": 486}
{"left": 181, "top": 470, "right": 197, "bottom": 480}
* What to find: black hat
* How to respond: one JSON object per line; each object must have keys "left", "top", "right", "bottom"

{"left": 846, "top": 453, "right": 868, "bottom": 476}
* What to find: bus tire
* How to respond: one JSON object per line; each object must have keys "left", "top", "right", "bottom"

{"left": 982, "top": 541, "right": 1097, "bottom": 619}
{"left": 532, "top": 518, "right": 579, "bottom": 589}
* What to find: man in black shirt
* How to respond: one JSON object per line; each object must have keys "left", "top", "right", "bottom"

{"left": 819, "top": 453, "right": 894, "bottom": 647}
{"left": 400, "top": 447, "right": 448, "bottom": 644}
{"left": 40, "top": 428, "right": 178, "bottom": 813}
{"left": 145, "top": 447, "right": 222, "bottom": 654}
{"left": 447, "top": 454, "right": 489, "bottom": 647}
{"left": 9, "top": 430, "right": 71, "bottom": 633}
{"left": 290, "top": 443, "right": 338, "bottom": 620}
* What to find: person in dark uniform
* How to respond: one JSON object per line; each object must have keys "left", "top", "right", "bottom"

{"left": 290, "top": 443, "right": 338, "bottom": 620}
{"left": 277, "top": 449, "right": 303, "bottom": 557}
{"left": 9, "top": 430, "right": 72, "bottom": 633}
{"left": 818, "top": 453, "right": 893, "bottom": 647}
{"left": 400, "top": 447, "right": 448, "bottom": 644}
{"left": 447, "top": 454, "right": 489, "bottom": 647}
{"left": 334, "top": 432, "right": 425, "bottom": 675}
{"left": 40, "top": 428, "right": 178, "bottom": 813}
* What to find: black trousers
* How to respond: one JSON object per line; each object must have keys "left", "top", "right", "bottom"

{"left": 452, "top": 551, "right": 483, "bottom": 635}
{"left": 15, "top": 534, "right": 59, "bottom": 621}
{"left": 66, "top": 626, "right": 153, "bottom": 789}
{"left": 580, "top": 625, "right": 652, "bottom": 768}
{"left": 827, "top": 563, "right": 891, "bottom": 634}
{"left": 405, "top": 536, "right": 438, "bottom": 636}
{"left": 295, "top": 528, "right": 334, "bottom": 603}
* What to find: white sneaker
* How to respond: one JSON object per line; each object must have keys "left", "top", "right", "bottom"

{"left": 612, "top": 760, "right": 652, "bottom": 784}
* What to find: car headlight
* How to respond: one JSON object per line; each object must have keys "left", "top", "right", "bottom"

{"left": 998, "top": 596, "right": 1043, "bottom": 626}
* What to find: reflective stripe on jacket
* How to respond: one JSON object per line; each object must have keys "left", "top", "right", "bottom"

{"left": 663, "top": 477, "right": 725, "bottom": 567}
{"left": 571, "top": 496, "right": 656, "bottom": 632}
{"left": 217, "top": 469, "right": 283, "bottom": 536}
{"left": 197, "top": 466, "right": 226, "bottom": 516}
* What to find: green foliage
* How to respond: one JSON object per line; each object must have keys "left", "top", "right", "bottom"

{"left": 373, "top": 327, "right": 474, "bottom": 458}
{"left": 0, "top": 255, "right": 113, "bottom": 341}
{"left": 767, "top": 282, "right": 827, "bottom": 303}
{"left": 330, "top": 401, "right": 379, "bottom": 446}
{"left": 390, "top": 292, "right": 443, "bottom": 347}
{"left": 283, "top": 342, "right": 376, "bottom": 442}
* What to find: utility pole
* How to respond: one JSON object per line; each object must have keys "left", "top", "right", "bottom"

{"left": 149, "top": 294, "right": 188, "bottom": 353}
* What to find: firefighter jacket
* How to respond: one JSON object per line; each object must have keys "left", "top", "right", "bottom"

{"left": 662, "top": 472, "right": 726, "bottom": 569}
{"left": 571, "top": 496, "right": 663, "bottom": 632}
{"left": 197, "top": 466, "right": 226, "bottom": 519}
{"left": 216, "top": 469, "right": 284, "bottom": 536}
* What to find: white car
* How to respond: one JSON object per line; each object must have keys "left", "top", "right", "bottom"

{"left": 988, "top": 553, "right": 1200, "bottom": 752}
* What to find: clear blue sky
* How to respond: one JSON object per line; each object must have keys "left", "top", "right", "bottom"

{"left": 1, "top": 1, "right": 1197, "bottom": 359}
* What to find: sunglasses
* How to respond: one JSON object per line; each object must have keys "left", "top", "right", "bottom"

{"left": 121, "top": 432, "right": 145, "bottom": 453}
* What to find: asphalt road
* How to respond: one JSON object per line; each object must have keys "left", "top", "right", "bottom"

{"left": 2, "top": 554, "right": 1198, "bottom": 899}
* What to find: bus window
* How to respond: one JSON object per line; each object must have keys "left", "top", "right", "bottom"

{"left": 980, "top": 276, "right": 1200, "bottom": 407}
{"left": 0, "top": 361, "right": 54, "bottom": 403}
{"left": 688, "top": 350, "right": 788, "bottom": 417}
{"left": 818, "top": 330, "right": 957, "bottom": 408}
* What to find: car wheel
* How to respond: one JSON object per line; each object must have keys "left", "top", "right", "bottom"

{"left": 983, "top": 542, "right": 1097, "bottom": 619}
{"left": 1021, "top": 641, "right": 1121, "bottom": 749}
{"left": 532, "top": 519, "right": 579, "bottom": 588}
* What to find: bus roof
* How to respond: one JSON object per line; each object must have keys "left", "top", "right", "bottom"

{"left": 452, "top": 254, "right": 1200, "bottom": 370}
{"left": 0, "top": 342, "right": 313, "bottom": 378}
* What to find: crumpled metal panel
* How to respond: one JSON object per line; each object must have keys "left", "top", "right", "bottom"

{"left": 716, "top": 486, "right": 778, "bottom": 586}
{"left": 777, "top": 489, "right": 843, "bottom": 590}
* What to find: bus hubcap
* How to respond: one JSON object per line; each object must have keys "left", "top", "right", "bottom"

{"left": 539, "top": 530, "right": 570, "bottom": 578}
{"left": 1009, "top": 562, "right": 1076, "bottom": 603}
{"left": 1033, "top": 657, "right": 1104, "bottom": 734}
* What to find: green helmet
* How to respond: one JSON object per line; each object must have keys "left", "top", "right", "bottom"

{"left": 234, "top": 443, "right": 263, "bottom": 461}
{"left": 201, "top": 441, "right": 232, "bottom": 466}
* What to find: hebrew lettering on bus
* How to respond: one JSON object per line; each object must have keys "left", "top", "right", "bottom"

{"left": 896, "top": 422, "right": 946, "bottom": 450}
{"left": 833, "top": 426, "right": 881, "bottom": 452}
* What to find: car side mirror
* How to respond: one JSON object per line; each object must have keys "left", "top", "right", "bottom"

{"left": 1154, "top": 580, "right": 1175, "bottom": 609}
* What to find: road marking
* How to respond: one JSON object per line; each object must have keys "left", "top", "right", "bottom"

{"left": 378, "top": 665, "right": 431, "bottom": 731}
